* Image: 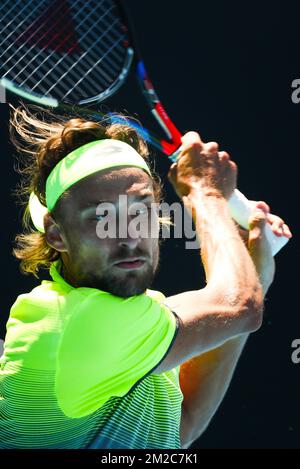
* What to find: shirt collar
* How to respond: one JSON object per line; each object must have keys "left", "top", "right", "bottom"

{"left": 49, "top": 258, "right": 74, "bottom": 292}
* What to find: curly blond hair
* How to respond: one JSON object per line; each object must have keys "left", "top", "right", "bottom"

{"left": 10, "top": 105, "right": 167, "bottom": 278}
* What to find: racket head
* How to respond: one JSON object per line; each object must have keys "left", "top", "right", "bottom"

{"left": 0, "top": 0, "right": 134, "bottom": 106}
{"left": 1, "top": 0, "right": 182, "bottom": 157}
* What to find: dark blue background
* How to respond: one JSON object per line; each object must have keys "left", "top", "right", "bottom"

{"left": 0, "top": 0, "right": 299, "bottom": 448}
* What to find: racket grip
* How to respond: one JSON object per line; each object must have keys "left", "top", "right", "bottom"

{"left": 228, "top": 189, "right": 289, "bottom": 256}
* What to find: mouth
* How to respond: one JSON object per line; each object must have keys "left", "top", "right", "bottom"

{"left": 113, "top": 257, "right": 146, "bottom": 270}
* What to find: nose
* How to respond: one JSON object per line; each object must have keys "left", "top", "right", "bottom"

{"left": 118, "top": 239, "right": 140, "bottom": 250}
{"left": 118, "top": 231, "right": 141, "bottom": 250}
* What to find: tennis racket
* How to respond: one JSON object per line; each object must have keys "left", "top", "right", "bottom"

{"left": 0, "top": 0, "right": 288, "bottom": 255}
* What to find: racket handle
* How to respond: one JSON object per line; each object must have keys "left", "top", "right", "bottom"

{"left": 228, "top": 189, "right": 289, "bottom": 256}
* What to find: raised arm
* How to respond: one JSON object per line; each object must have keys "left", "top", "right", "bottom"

{"left": 152, "top": 132, "right": 264, "bottom": 374}
{"left": 178, "top": 201, "right": 289, "bottom": 448}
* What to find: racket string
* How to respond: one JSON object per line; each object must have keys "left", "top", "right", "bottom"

{"left": 61, "top": 35, "right": 125, "bottom": 101}
{"left": 0, "top": 0, "right": 49, "bottom": 52}
{"left": 30, "top": 5, "right": 122, "bottom": 95}
{"left": 31, "top": 10, "right": 128, "bottom": 101}
{"left": 14, "top": 0, "right": 92, "bottom": 85}
{"left": 29, "top": 28, "right": 125, "bottom": 101}
{"left": 0, "top": 0, "right": 24, "bottom": 21}
{"left": 1, "top": 0, "right": 83, "bottom": 72}
{"left": 1, "top": 0, "right": 131, "bottom": 102}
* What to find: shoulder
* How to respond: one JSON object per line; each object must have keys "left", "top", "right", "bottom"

{"left": 8, "top": 280, "right": 81, "bottom": 323}
{"left": 59, "top": 288, "right": 171, "bottom": 333}
{"left": 145, "top": 288, "right": 166, "bottom": 303}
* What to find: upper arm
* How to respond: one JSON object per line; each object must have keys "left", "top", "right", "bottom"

{"left": 151, "top": 287, "right": 260, "bottom": 375}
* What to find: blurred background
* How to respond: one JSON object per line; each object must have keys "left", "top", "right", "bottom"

{"left": 0, "top": 0, "right": 299, "bottom": 448}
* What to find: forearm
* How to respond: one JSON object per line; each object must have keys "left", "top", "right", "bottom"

{"left": 183, "top": 190, "right": 262, "bottom": 307}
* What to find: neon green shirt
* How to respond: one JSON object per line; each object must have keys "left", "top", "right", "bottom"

{"left": 0, "top": 260, "right": 183, "bottom": 448}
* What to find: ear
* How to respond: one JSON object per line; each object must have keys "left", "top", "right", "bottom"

{"left": 44, "top": 213, "right": 68, "bottom": 253}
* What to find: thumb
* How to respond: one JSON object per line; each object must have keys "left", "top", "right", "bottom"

{"left": 167, "top": 162, "right": 178, "bottom": 183}
{"left": 248, "top": 207, "right": 269, "bottom": 258}
{"left": 247, "top": 206, "right": 275, "bottom": 293}
{"left": 248, "top": 208, "right": 267, "bottom": 238}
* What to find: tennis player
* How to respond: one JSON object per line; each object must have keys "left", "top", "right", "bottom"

{"left": 0, "top": 108, "right": 291, "bottom": 449}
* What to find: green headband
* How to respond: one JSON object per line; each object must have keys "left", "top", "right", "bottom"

{"left": 29, "top": 139, "right": 152, "bottom": 233}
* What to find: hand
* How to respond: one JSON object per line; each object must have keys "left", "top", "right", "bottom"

{"left": 238, "top": 201, "right": 292, "bottom": 294}
{"left": 168, "top": 131, "right": 237, "bottom": 200}
{"left": 237, "top": 201, "right": 292, "bottom": 243}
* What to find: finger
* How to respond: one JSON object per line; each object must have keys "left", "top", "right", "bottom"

{"left": 228, "top": 160, "right": 237, "bottom": 171}
{"left": 282, "top": 224, "right": 293, "bottom": 238}
{"left": 248, "top": 208, "right": 267, "bottom": 232}
{"left": 268, "top": 215, "right": 286, "bottom": 237}
{"left": 204, "top": 141, "right": 219, "bottom": 155}
{"left": 181, "top": 131, "right": 203, "bottom": 146}
{"left": 218, "top": 151, "right": 230, "bottom": 161}
{"left": 271, "top": 220, "right": 293, "bottom": 238}
{"left": 168, "top": 162, "right": 177, "bottom": 173}
{"left": 253, "top": 200, "right": 270, "bottom": 213}
{"left": 248, "top": 208, "right": 269, "bottom": 255}
{"left": 180, "top": 132, "right": 204, "bottom": 156}
{"left": 167, "top": 162, "right": 177, "bottom": 181}
{"left": 247, "top": 209, "right": 275, "bottom": 279}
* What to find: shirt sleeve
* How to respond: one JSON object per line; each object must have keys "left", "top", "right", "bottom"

{"left": 55, "top": 288, "right": 179, "bottom": 418}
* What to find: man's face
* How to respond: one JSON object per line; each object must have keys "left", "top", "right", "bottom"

{"left": 49, "top": 167, "right": 160, "bottom": 297}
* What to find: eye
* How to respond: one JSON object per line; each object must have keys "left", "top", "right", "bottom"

{"left": 132, "top": 206, "right": 154, "bottom": 218}
{"left": 93, "top": 209, "right": 109, "bottom": 221}
{"left": 135, "top": 207, "right": 149, "bottom": 215}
